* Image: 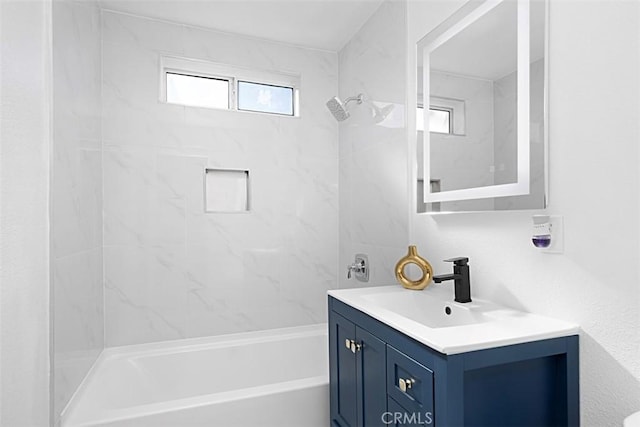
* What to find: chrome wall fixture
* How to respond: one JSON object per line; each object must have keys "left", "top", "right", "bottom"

{"left": 347, "top": 253, "right": 369, "bottom": 282}
{"left": 326, "top": 94, "right": 364, "bottom": 121}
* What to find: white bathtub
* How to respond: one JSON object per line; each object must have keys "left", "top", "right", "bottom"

{"left": 62, "top": 324, "right": 329, "bottom": 427}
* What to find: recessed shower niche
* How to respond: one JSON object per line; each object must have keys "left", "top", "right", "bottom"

{"left": 204, "top": 168, "right": 250, "bottom": 213}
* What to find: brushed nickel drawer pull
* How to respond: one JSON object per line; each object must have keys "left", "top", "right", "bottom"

{"left": 344, "top": 339, "right": 361, "bottom": 353}
{"left": 399, "top": 377, "right": 415, "bottom": 393}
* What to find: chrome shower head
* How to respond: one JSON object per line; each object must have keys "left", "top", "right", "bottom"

{"left": 326, "top": 94, "right": 364, "bottom": 122}
{"left": 326, "top": 96, "right": 350, "bottom": 122}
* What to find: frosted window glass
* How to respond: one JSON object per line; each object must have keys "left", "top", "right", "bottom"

{"left": 417, "top": 107, "right": 451, "bottom": 134}
{"left": 205, "top": 169, "right": 249, "bottom": 212}
{"left": 237, "top": 81, "right": 294, "bottom": 116}
{"left": 166, "top": 73, "right": 229, "bottom": 109}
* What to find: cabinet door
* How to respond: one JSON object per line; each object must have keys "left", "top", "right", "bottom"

{"left": 356, "top": 326, "right": 387, "bottom": 427}
{"left": 330, "top": 313, "right": 358, "bottom": 427}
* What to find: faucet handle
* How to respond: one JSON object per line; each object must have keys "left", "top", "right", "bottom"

{"left": 443, "top": 257, "right": 469, "bottom": 266}
{"left": 346, "top": 254, "right": 369, "bottom": 282}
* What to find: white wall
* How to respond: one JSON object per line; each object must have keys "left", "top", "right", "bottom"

{"left": 338, "top": 0, "right": 410, "bottom": 289}
{"left": 408, "top": 0, "right": 640, "bottom": 425}
{"left": 101, "top": 11, "right": 339, "bottom": 346}
{"left": 0, "top": 1, "right": 51, "bottom": 425}
{"left": 51, "top": 0, "right": 103, "bottom": 421}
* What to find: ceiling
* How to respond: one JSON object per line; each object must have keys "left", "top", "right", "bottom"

{"left": 99, "top": 0, "right": 385, "bottom": 51}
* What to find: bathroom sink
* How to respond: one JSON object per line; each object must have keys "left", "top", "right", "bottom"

{"left": 361, "top": 290, "right": 496, "bottom": 328}
{"left": 328, "top": 285, "right": 579, "bottom": 354}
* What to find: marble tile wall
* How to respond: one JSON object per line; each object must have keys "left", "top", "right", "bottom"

{"left": 51, "top": 0, "right": 103, "bottom": 421}
{"left": 337, "top": 0, "right": 409, "bottom": 289}
{"left": 101, "top": 11, "right": 339, "bottom": 346}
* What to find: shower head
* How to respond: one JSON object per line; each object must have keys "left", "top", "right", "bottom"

{"left": 326, "top": 93, "right": 394, "bottom": 124}
{"left": 326, "top": 94, "right": 364, "bottom": 122}
{"left": 326, "top": 97, "right": 350, "bottom": 121}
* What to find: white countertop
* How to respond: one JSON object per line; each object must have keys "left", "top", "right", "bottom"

{"left": 328, "top": 285, "right": 580, "bottom": 355}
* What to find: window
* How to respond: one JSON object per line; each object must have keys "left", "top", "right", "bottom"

{"left": 416, "top": 106, "right": 452, "bottom": 134}
{"left": 166, "top": 73, "right": 229, "bottom": 109}
{"left": 161, "top": 56, "right": 299, "bottom": 117}
{"left": 237, "top": 81, "right": 294, "bottom": 116}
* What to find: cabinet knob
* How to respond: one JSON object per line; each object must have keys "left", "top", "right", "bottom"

{"left": 398, "top": 378, "right": 415, "bottom": 393}
{"left": 344, "top": 339, "right": 361, "bottom": 353}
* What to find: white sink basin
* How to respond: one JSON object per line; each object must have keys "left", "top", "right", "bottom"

{"left": 328, "top": 285, "right": 579, "bottom": 355}
{"left": 361, "top": 290, "right": 496, "bottom": 328}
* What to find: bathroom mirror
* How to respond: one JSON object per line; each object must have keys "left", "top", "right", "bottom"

{"left": 417, "top": 0, "right": 548, "bottom": 213}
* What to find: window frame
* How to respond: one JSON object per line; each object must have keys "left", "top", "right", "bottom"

{"left": 160, "top": 56, "right": 300, "bottom": 117}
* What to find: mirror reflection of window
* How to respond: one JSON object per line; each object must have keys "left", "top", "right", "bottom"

{"left": 416, "top": 106, "right": 452, "bottom": 134}
{"left": 429, "top": 108, "right": 451, "bottom": 134}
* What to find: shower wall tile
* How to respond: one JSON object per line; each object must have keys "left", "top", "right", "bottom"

{"left": 52, "top": 1, "right": 102, "bottom": 143}
{"left": 52, "top": 0, "right": 103, "bottom": 421}
{"left": 102, "top": 11, "right": 339, "bottom": 346}
{"left": 105, "top": 245, "right": 188, "bottom": 344}
{"left": 52, "top": 139, "right": 102, "bottom": 258}
{"left": 102, "top": 11, "right": 184, "bottom": 53}
{"left": 52, "top": 248, "right": 103, "bottom": 416}
{"left": 338, "top": 0, "right": 409, "bottom": 288}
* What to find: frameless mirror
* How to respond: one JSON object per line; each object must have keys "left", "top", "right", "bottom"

{"left": 417, "top": 0, "right": 548, "bottom": 213}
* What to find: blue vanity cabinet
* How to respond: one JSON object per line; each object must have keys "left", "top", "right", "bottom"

{"left": 330, "top": 312, "right": 387, "bottom": 427}
{"left": 329, "top": 296, "right": 580, "bottom": 427}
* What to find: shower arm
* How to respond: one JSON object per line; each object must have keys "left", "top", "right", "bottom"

{"left": 343, "top": 94, "right": 364, "bottom": 107}
{"left": 345, "top": 94, "right": 390, "bottom": 122}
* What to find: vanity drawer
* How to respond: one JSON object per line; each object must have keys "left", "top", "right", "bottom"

{"left": 386, "top": 345, "right": 434, "bottom": 417}
{"left": 387, "top": 397, "right": 434, "bottom": 427}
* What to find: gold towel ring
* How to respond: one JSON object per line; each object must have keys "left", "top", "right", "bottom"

{"left": 395, "top": 246, "right": 433, "bottom": 290}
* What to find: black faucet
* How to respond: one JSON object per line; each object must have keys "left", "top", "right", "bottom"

{"left": 433, "top": 257, "right": 472, "bottom": 303}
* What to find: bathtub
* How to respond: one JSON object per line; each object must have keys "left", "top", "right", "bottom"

{"left": 62, "top": 324, "right": 329, "bottom": 427}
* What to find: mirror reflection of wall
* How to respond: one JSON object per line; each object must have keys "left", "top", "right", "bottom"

{"left": 417, "top": 0, "right": 547, "bottom": 213}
